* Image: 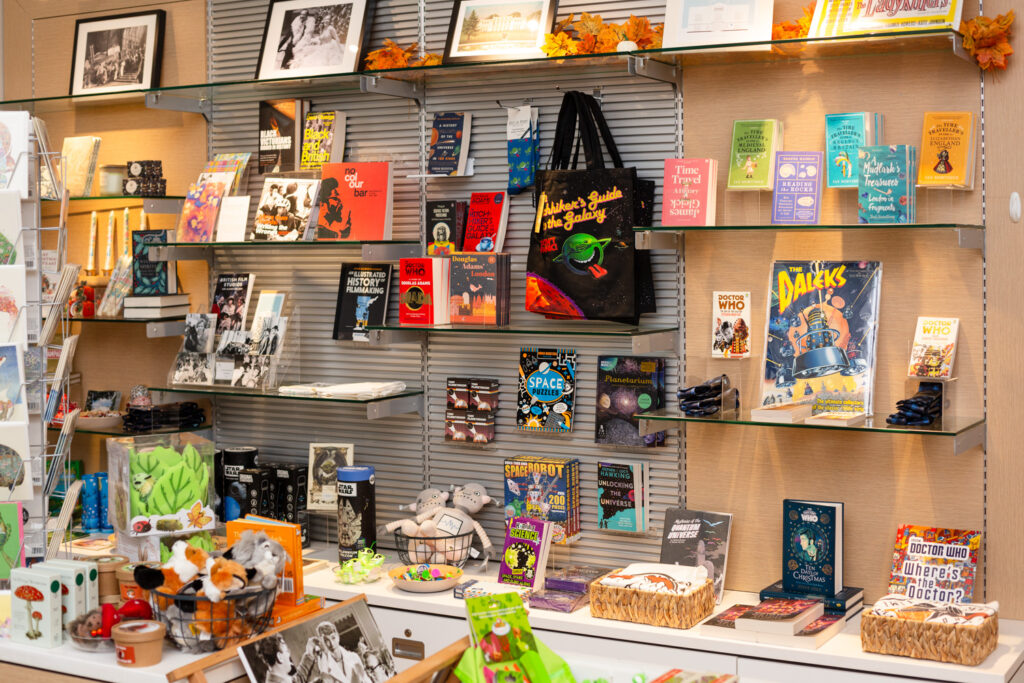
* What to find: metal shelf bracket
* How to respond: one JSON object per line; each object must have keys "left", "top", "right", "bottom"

{"left": 359, "top": 76, "right": 424, "bottom": 106}
{"left": 627, "top": 56, "right": 680, "bottom": 87}
{"left": 145, "top": 92, "right": 212, "bottom": 121}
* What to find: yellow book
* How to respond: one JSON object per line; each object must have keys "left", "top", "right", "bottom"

{"left": 917, "top": 112, "right": 975, "bottom": 188}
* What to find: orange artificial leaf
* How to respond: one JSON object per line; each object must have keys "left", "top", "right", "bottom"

{"left": 773, "top": 2, "right": 816, "bottom": 41}
{"left": 577, "top": 33, "right": 598, "bottom": 54}
{"left": 186, "top": 501, "right": 213, "bottom": 529}
{"left": 542, "top": 32, "right": 579, "bottom": 58}
{"left": 553, "top": 13, "right": 575, "bottom": 35}
{"left": 961, "top": 10, "right": 1015, "bottom": 71}
{"left": 364, "top": 39, "right": 418, "bottom": 70}
{"left": 595, "top": 26, "right": 623, "bottom": 53}
{"left": 623, "top": 15, "right": 656, "bottom": 48}
{"left": 411, "top": 53, "right": 443, "bottom": 67}
{"left": 651, "top": 24, "right": 665, "bottom": 50}
{"left": 573, "top": 11, "right": 604, "bottom": 37}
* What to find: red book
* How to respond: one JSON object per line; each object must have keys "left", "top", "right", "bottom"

{"left": 462, "top": 191, "right": 508, "bottom": 253}
{"left": 399, "top": 258, "right": 450, "bottom": 325}
{"left": 661, "top": 158, "right": 717, "bottom": 227}
{"left": 313, "top": 162, "right": 392, "bottom": 241}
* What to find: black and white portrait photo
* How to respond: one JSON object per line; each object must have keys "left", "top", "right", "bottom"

{"left": 184, "top": 314, "right": 217, "bottom": 353}
{"left": 217, "top": 330, "right": 252, "bottom": 357}
{"left": 256, "top": 0, "right": 372, "bottom": 79}
{"left": 250, "top": 314, "right": 289, "bottom": 357}
{"left": 232, "top": 355, "right": 273, "bottom": 389}
{"left": 171, "top": 352, "right": 214, "bottom": 386}
{"left": 238, "top": 599, "right": 396, "bottom": 683}
{"left": 69, "top": 11, "right": 165, "bottom": 96}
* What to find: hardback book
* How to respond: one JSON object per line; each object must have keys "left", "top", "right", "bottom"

{"left": 662, "top": 158, "right": 717, "bottom": 227}
{"left": 594, "top": 355, "right": 667, "bottom": 447}
{"left": 918, "top": 112, "right": 975, "bottom": 189}
{"left": 428, "top": 112, "right": 472, "bottom": 176}
{"left": 888, "top": 525, "right": 981, "bottom": 602}
{"left": 825, "top": 112, "right": 883, "bottom": 188}
{"left": 810, "top": 0, "right": 964, "bottom": 38}
{"left": 426, "top": 200, "right": 467, "bottom": 255}
{"left": 663, "top": 0, "right": 774, "bottom": 48}
{"left": 759, "top": 580, "right": 864, "bottom": 614}
{"left": 258, "top": 99, "right": 307, "bottom": 174}
{"left": 597, "top": 461, "right": 648, "bottom": 533}
{"left": 332, "top": 262, "right": 392, "bottom": 341}
{"left": 733, "top": 598, "right": 825, "bottom": 635}
{"left": 727, "top": 119, "right": 783, "bottom": 190}
{"left": 0, "top": 502, "right": 24, "bottom": 582}
{"left": 312, "top": 162, "right": 393, "bottom": 241}
{"left": 701, "top": 604, "right": 758, "bottom": 641}
{"left": 908, "top": 316, "right": 959, "bottom": 379}
{"left": 498, "top": 516, "right": 553, "bottom": 590}
{"left": 211, "top": 273, "right": 255, "bottom": 334}
{"left": 123, "top": 304, "right": 190, "bottom": 319}
{"left": 782, "top": 499, "right": 844, "bottom": 597}
{"left": 660, "top": 507, "right": 733, "bottom": 603}
{"left": 124, "top": 294, "right": 190, "bottom": 308}
{"left": 503, "top": 455, "right": 581, "bottom": 545}
{"left": 176, "top": 173, "right": 233, "bottom": 243}
{"left": 712, "top": 291, "right": 751, "bottom": 359}
{"left": 858, "top": 145, "right": 917, "bottom": 223}
{"left": 517, "top": 347, "right": 577, "bottom": 434}
{"left": 0, "top": 345, "right": 26, "bottom": 423}
{"left": 0, "top": 112, "right": 30, "bottom": 198}
{"left": 398, "top": 257, "right": 450, "bottom": 326}
{"left": 771, "top": 152, "right": 824, "bottom": 225}
{"left": 749, "top": 403, "right": 813, "bottom": 423}
{"left": 448, "top": 252, "right": 510, "bottom": 325}
{"left": 251, "top": 177, "right": 318, "bottom": 241}
{"left": 300, "top": 110, "right": 346, "bottom": 171}
{"left": 203, "top": 152, "right": 251, "bottom": 194}
{"left": 754, "top": 613, "right": 846, "bottom": 649}
{"left": 462, "top": 191, "right": 509, "bottom": 253}
{"left": 131, "top": 229, "right": 177, "bottom": 296}
{"left": 60, "top": 135, "right": 101, "bottom": 197}
{"left": 759, "top": 260, "right": 882, "bottom": 416}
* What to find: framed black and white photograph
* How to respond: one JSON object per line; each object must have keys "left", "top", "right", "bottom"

{"left": 183, "top": 314, "right": 217, "bottom": 353}
{"left": 307, "top": 443, "right": 354, "bottom": 510}
{"left": 69, "top": 10, "right": 165, "bottom": 96}
{"left": 216, "top": 330, "right": 252, "bottom": 357}
{"left": 443, "top": 0, "right": 558, "bottom": 64}
{"left": 238, "top": 598, "right": 396, "bottom": 683}
{"left": 255, "top": 0, "right": 374, "bottom": 80}
{"left": 171, "top": 352, "right": 214, "bottom": 386}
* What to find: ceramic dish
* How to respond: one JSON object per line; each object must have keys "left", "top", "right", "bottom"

{"left": 77, "top": 413, "right": 125, "bottom": 430}
{"left": 388, "top": 564, "right": 463, "bottom": 593}
{"left": 68, "top": 632, "right": 116, "bottom": 652}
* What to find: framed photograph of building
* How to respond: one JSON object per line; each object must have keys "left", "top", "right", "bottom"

{"left": 255, "top": 0, "right": 374, "bottom": 80}
{"left": 69, "top": 11, "right": 165, "bottom": 96}
{"left": 443, "top": 0, "right": 559, "bottom": 64}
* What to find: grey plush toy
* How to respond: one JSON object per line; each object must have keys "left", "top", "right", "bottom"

{"left": 221, "top": 529, "right": 286, "bottom": 590}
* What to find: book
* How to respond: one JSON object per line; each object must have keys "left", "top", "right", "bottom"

{"left": 755, "top": 613, "right": 846, "bottom": 649}
{"left": 783, "top": 499, "right": 844, "bottom": 597}
{"left": 517, "top": 347, "right": 577, "bottom": 434}
{"left": 749, "top": 403, "right": 813, "bottom": 423}
{"left": 332, "top": 263, "right": 392, "bottom": 341}
{"left": 544, "top": 565, "right": 609, "bottom": 593}
{"left": 183, "top": 314, "right": 216, "bottom": 353}
{"left": 428, "top": 112, "right": 472, "bottom": 176}
{"left": 858, "top": 145, "right": 917, "bottom": 224}
{"left": 803, "top": 412, "right": 866, "bottom": 426}
{"left": 597, "top": 461, "right": 648, "bottom": 533}
{"left": 0, "top": 422, "right": 32, "bottom": 501}
{"left": 123, "top": 304, "right": 190, "bottom": 319}
{"left": 465, "top": 592, "right": 538, "bottom": 661}
{"left": 398, "top": 257, "right": 450, "bottom": 326}
{"left": 733, "top": 598, "right": 824, "bottom": 635}
{"left": 300, "top": 110, "right": 346, "bottom": 171}
{"left": 662, "top": 158, "right": 717, "bottom": 226}
{"left": 908, "top": 316, "right": 959, "bottom": 379}
{"left": 426, "top": 200, "right": 467, "bottom": 255}
{"left": 712, "top": 292, "right": 751, "bottom": 359}
{"left": 759, "top": 580, "right": 864, "bottom": 614}
{"left": 825, "top": 112, "right": 883, "bottom": 188}
{"left": 503, "top": 456, "right": 581, "bottom": 545}
{"left": 33, "top": 116, "right": 58, "bottom": 201}
{"left": 124, "top": 294, "right": 190, "bottom": 308}
{"left": 810, "top": 0, "right": 964, "bottom": 38}
{"left": 258, "top": 99, "right": 307, "bottom": 174}
{"left": 771, "top": 152, "right": 824, "bottom": 225}
{"left": 498, "top": 516, "right": 553, "bottom": 590}
{"left": 918, "top": 112, "right": 975, "bottom": 189}
{"left": 463, "top": 191, "right": 509, "bottom": 253}
{"left": 660, "top": 507, "right": 733, "bottom": 603}
{"left": 131, "top": 229, "right": 177, "bottom": 296}
{"left": 203, "top": 152, "right": 251, "bottom": 194}
{"left": 0, "top": 344, "right": 26, "bottom": 423}
{"left": 528, "top": 589, "right": 589, "bottom": 613}
{"left": 251, "top": 177, "right": 319, "bottom": 241}
{"left": 176, "top": 173, "right": 232, "bottom": 243}
{"left": 663, "top": 1, "right": 774, "bottom": 48}
{"left": 215, "top": 196, "right": 252, "bottom": 242}
{"left": 888, "top": 524, "right": 981, "bottom": 602}
{"left": 0, "top": 265, "right": 27, "bottom": 346}
{"left": 227, "top": 517, "right": 303, "bottom": 606}
{"left": 594, "top": 355, "right": 667, "bottom": 447}
{"left": 0, "top": 502, "right": 24, "bottom": 582}
{"left": 60, "top": 136, "right": 101, "bottom": 197}
{"left": 211, "top": 273, "right": 255, "bottom": 334}
{"left": 448, "top": 252, "right": 510, "bottom": 326}
{"left": 701, "top": 604, "right": 758, "bottom": 641}
{"left": 727, "top": 119, "right": 783, "bottom": 190}
{"left": 0, "top": 191, "right": 21, "bottom": 266}
{"left": 268, "top": 593, "right": 325, "bottom": 627}
{"left": 253, "top": 290, "right": 286, "bottom": 318}
{"left": 759, "top": 260, "right": 882, "bottom": 416}
{"left": 0, "top": 113, "right": 30, "bottom": 199}
{"left": 313, "top": 162, "right": 393, "bottom": 241}
{"left": 455, "top": 580, "right": 532, "bottom": 601}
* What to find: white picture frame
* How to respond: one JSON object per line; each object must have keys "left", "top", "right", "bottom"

{"left": 663, "top": 0, "right": 775, "bottom": 49}
{"left": 443, "top": 0, "right": 558, "bottom": 64}
{"left": 307, "top": 443, "right": 354, "bottom": 510}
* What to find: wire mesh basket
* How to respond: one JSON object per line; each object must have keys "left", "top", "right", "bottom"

{"left": 149, "top": 582, "right": 277, "bottom": 653}
{"left": 394, "top": 529, "right": 476, "bottom": 568}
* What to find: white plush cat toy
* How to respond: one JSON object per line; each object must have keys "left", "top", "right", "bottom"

{"left": 380, "top": 488, "right": 450, "bottom": 558}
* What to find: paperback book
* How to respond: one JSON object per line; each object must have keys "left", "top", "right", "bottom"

{"left": 300, "top": 110, "right": 346, "bottom": 171}
{"left": 660, "top": 507, "right": 733, "bottom": 603}
{"left": 333, "top": 263, "right": 392, "bottom": 341}
{"left": 782, "top": 499, "right": 844, "bottom": 597}
{"left": 426, "top": 200, "right": 467, "bottom": 256}
{"left": 702, "top": 604, "right": 757, "bottom": 640}
{"left": 212, "top": 273, "right": 255, "bottom": 334}
{"left": 594, "top": 355, "right": 666, "bottom": 447}
{"left": 733, "top": 598, "right": 824, "bottom": 635}
{"left": 662, "top": 158, "right": 717, "bottom": 227}
{"left": 727, "top": 119, "right": 783, "bottom": 190}
{"left": 462, "top": 191, "right": 509, "bottom": 253}
{"left": 448, "top": 252, "right": 510, "bottom": 326}
{"left": 810, "top": 0, "right": 964, "bottom": 38}
{"left": 428, "top": 112, "right": 472, "bottom": 177}
{"left": 251, "top": 177, "right": 318, "bottom": 241}
{"left": 825, "top": 112, "right": 883, "bottom": 188}
{"left": 712, "top": 291, "right": 751, "bottom": 359}
{"left": 858, "top": 145, "right": 917, "bottom": 224}
{"left": 503, "top": 456, "right": 581, "bottom": 545}
{"left": 176, "top": 174, "right": 232, "bottom": 243}
{"left": 759, "top": 580, "right": 864, "bottom": 615}
{"left": 498, "top": 516, "right": 553, "bottom": 590}
{"left": 597, "top": 460, "right": 648, "bottom": 533}
{"left": 203, "top": 152, "right": 251, "bottom": 194}
{"left": 918, "top": 111, "right": 975, "bottom": 189}
{"left": 517, "top": 347, "right": 577, "bottom": 434}
{"left": 771, "top": 152, "right": 823, "bottom": 225}
{"left": 465, "top": 593, "right": 538, "bottom": 662}
{"left": 907, "top": 316, "right": 959, "bottom": 379}
{"left": 398, "top": 257, "right": 450, "bottom": 326}
{"left": 258, "top": 99, "right": 307, "bottom": 174}
{"left": 131, "top": 229, "right": 176, "bottom": 296}
{"left": 312, "top": 162, "right": 392, "bottom": 241}
{"left": 61, "top": 136, "right": 101, "bottom": 197}
{"left": 888, "top": 525, "right": 980, "bottom": 602}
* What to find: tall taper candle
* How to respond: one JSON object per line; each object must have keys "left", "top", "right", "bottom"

{"left": 87, "top": 210, "right": 98, "bottom": 275}
{"left": 103, "top": 210, "right": 115, "bottom": 274}
{"left": 140, "top": 208, "right": 148, "bottom": 230}
{"left": 122, "top": 207, "right": 131, "bottom": 258}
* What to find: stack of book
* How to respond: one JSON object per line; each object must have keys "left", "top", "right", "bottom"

{"left": 398, "top": 257, "right": 450, "bottom": 325}
{"left": 123, "top": 293, "right": 190, "bottom": 320}
{"left": 858, "top": 144, "right": 917, "bottom": 223}
{"left": 448, "top": 253, "right": 510, "bottom": 326}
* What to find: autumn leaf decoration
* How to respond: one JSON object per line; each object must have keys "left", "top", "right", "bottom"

{"left": 364, "top": 40, "right": 443, "bottom": 70}
{"left": 540, "top": 13, "right": 664, "bottom": 58}
{"left": 772, "top": 2, "right": 816, "bottom": 41}
{"left": 961, "top": 11, "right": 1015, "bottom": 72}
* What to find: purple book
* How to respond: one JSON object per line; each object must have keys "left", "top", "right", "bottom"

{"left": 498, "top": 517, "right": 551, "bottom": 589}
{"left": 771, "top": 152, "right": 824, "bottom": 225}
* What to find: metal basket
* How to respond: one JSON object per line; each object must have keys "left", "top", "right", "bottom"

{"left": 149, "top": 582, "right": 277, "bottom": 653}
{"left": 394, "top": 529, "right": 476, "bottom": 568}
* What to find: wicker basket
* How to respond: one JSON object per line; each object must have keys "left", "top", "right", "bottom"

{"left": 590, "top": 576, "right": 715, "bottom": 630}
{"left": 860, "top": 608, "right": 998, "bottom": 666}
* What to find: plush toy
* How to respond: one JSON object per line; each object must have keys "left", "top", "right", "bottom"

{"left": 418, "top": 483, "right": 498, "bottom": 566}
{"left": 220, "top": 530, "right": 286, "bottom": 590}
{"left": 192, "top": 556, "right": 249, "bottom": 648}
{"left": 134, "top": 540, "right": 210, "bottom": 610}
{"left": 379, "top": 488, "right": 450, "bottom": 559}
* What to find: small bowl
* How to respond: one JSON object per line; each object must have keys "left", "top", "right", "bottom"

{"left": 388, "top": 564, "right": 463, "bottom": 593}
{"left": 68, "top": 632, "right": 116, "bottom": 651}
{"left": 78, "top": 414, "right": 125, "bottom": 430}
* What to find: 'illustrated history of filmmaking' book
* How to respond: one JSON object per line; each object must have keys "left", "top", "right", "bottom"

{"left": 333, "top": 263, "right": 392, "bottom": 342}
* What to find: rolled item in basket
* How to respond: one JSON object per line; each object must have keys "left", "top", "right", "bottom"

{"left": 598, "top": 562, "right": 709, "bottom": 594}
{"left": 590, "top": 562, "right": 716, "bottom": 630}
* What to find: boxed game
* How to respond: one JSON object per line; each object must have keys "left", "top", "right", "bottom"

{"left": 238, "top": 467, "right": 275, "bottom": 518}
{"left": 469, "top": 378, "right": 499, "bottom": 412}
{"left": 503, "top": 455, "right": 581, "bottom": 545}
{"left": 446, "top": 377, "right": 470, "bottom": 409}
{"left": 274, "top": 464, "right": 309, "bottom": 547}
{"left": 126, "top": 161, "right": 163, "bottom": 179}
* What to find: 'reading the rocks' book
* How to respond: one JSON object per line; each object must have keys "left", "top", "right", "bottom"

{"left": 783, "top": 499, "right": 843, "bottom": 597}
{"left": 594, "top": 355, "right": 666, "bottom": 447}
{"left": 660, "top": 507, "right": 733, "bottom": 603}
{"left": 333, "top": 262, "right": 392, "bottom": 342}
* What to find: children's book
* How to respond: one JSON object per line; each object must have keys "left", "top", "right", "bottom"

{"left": 300, "top": 110, "right": 346, "bottom": 171}
{"left": 333, "top": 263, "right": 392, "bottom": 341}
{"left": 825, "top": 112, "right": 883, "bottom": 188}
{"left": 782, "top": 499, "right": 843, "bottom": 597}
{"left": 771, "top": 152, "right": 823, "bottom": 225}
{"left": 712, "top": 292, "right": 751, "bottom": 359}
{"left": 858, "top": 145, "right": 916, "bottom": 224}
{"left": 662, "top": 159, "right": 717, "bottom": 226}
{"left": 498, "top": 517, "right": 552, "bottom": 590}
{"left": 597, "top": 461, "right": 648, "bottom": 533}
{"left": 918, "top": 112, "right": 975, "bottom": 189}
{"left": 594, "top": 355, "right": 666, "bottom": 447}
{"left": 428, "top": 112, "right": 472, "bottom": 177}
{"left": 908, "top": 316, "right": 959, "bottom": 379}
{"left": 465, "top": 593, "right": 538, "bottom": 664}
{"left": 227, "top": 516, "right": 303, "bottom": 606}
{"left": 727, "top": 119, "right": 782, "bottom": 190}
{"left": 312, "top": 162, "right": 392, "bottom": 241}
{"left": 660, "top": 507, "right": 733, "bottom": 603}
{"left": 517, "top": 347, "right": 577, "bottom": 434}
{"left": 888, "top": 525, "right": 981, "bottom": 602}
{"left": 503, "top": 456, "right": 581, "bottom": 545}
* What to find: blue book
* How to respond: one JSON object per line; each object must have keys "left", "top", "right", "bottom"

{"left": 771, "top": 152, "right": 823, "bottom": 225}
{"left": 857, "top": 145, "right": 916, "bottom": 224}
{"left": 825, "top": 113, "right": 883, "bottom": 188}
{"left": 782, "top": 499, "right": 843, "bottom": 597}
{"left": 427, "top": 112, "right": 471, "bottom": 176}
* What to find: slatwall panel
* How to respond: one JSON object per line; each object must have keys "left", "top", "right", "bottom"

{"left": 207, "top": 0, "right": 686, "bottom": 564}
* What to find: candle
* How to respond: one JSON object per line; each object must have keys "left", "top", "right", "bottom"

{"left": 122, "top": 207, "right": 131, "bottom": 257}
{"left": 87, "top": 211, "right": 98, "bottom": 274}
{"left": 139, "top": 209, "right": 148, "bottom": 230}
{"left": 103, "top": 211, "right": 115, "bottom": 274}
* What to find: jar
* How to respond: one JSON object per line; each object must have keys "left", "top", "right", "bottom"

{"left": 98, "top": 165, "right": 127, "bottom": 196}
{"left": 117, "top": 562, "right": 158, "bottom": 603}
{"left": 94, "top": 554, "right": 129, "bottom": 600}
{"left": 337, "top": 466, "right": 375, "bottom": 562}
{"left": 112, "top": 620, "right": 166, "bottom": 667}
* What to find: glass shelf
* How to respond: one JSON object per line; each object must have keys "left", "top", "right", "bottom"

{"left": 151, "top": 385, "right": 423, "bottom": 404}
{"left": 47, "top": 424, "right": 211, "bottom": 437}
{"left": 72, "top": 315, "right": 187, "bottom": 323}
{"left": 636, "top": 222, "right": 984, "bottom": 233}
{"left": 367, "top": 323, "right": 678, "bottom": 337}
{"left": 158, "top": 240, "right": 418, "bottom": 248}
{"left": 42, "top": 195, "right": 186, "bottom": 202}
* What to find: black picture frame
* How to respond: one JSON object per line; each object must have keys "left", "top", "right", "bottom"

{"left": 254, "top": 0, "right": 375, "bottom": 80}
{"left": 68, "top": 10, "right": 165, "bottom": 96}
{"left": 442, "top": 0, "right": 558, "bottom": 65}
